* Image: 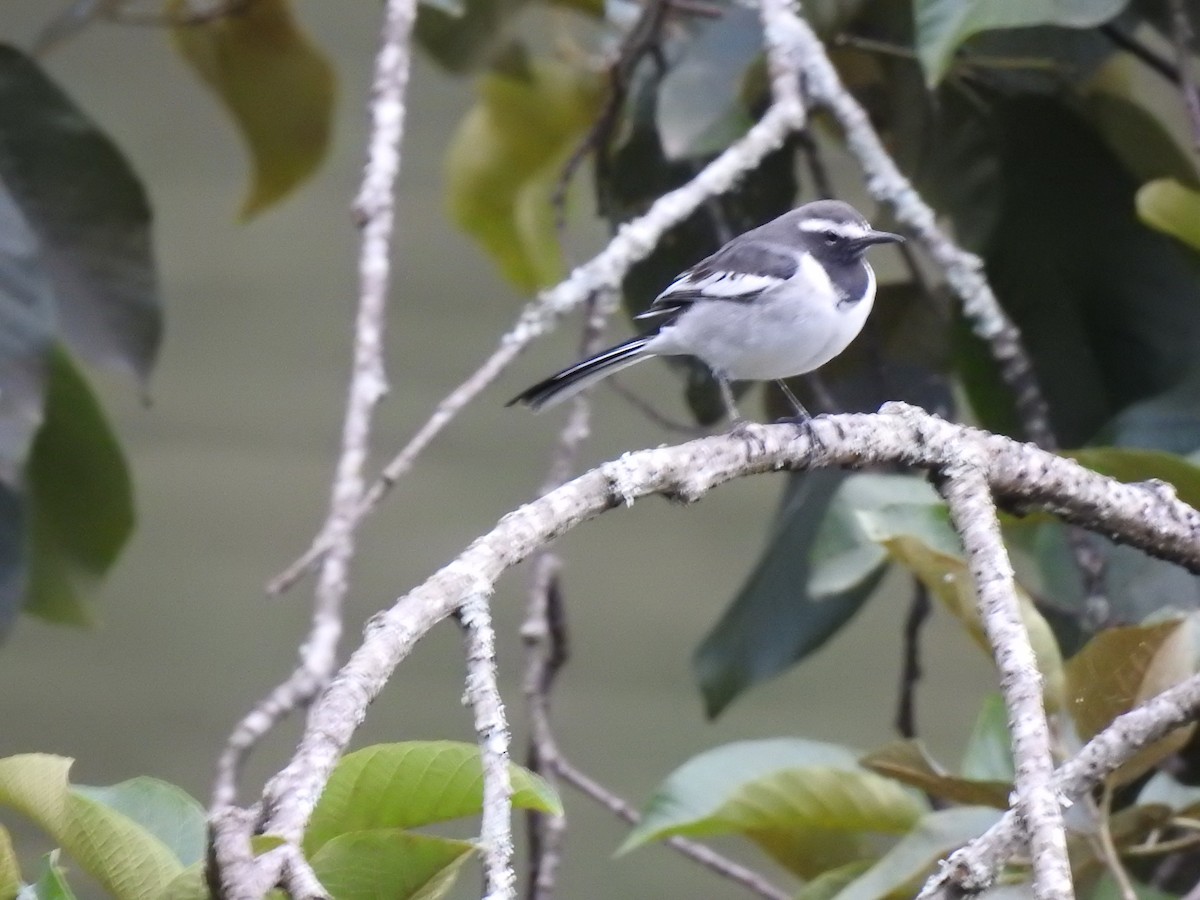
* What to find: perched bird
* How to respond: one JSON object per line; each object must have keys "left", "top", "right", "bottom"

{"left": 508, "top": 200, "right": 903, "bottom": 421}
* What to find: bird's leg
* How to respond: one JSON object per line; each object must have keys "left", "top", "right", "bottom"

{"left": 773, "top": 379, "right": 824, "bottom": 452}
{"left": 716, "top": 373, "right": 743, "bottom": 426}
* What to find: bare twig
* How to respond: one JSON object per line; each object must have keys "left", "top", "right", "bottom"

{"left": 939, "top": 462, "right": 1073, "bottom": 900}
{"left": 460, "top": 593, "right": 516, "bottom": 900}
{"left": 1168, "top": 0, "right": 1200, "bottom": 151}
{"left": 1100, "top": 23, "right": 1179, "bottom": 83}
{"left": 920, "top": 671, "right": 1200, "bottom": 900}
{"left": 551, "top": 756, "right": 792, "bottom": 900}
{"left": 896, "top": 582, "right": 930, "bottom": 739}
{"left": 210, "top": 0, "right": 417, "bottom": 814}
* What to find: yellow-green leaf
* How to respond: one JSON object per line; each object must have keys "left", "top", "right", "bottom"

{"left": 309, "top": 830, "right": 476, "bottom": 900}
{"left": 1137, "top": 178, "right": 1200, "bottom": 254}
{"left": 1065, "top": 619, "right": 1196, "bottom": 785}
{"left": 0, "top": 825, "right": 19, "bottom": 897}
{"left": 446, "top": 58, "right": 603, "bottom": 291}
{"left": 170, "top": 0, "right": 335, "bottom": 218}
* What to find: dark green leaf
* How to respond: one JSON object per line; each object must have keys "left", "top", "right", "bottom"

{"left": 25, "top": 347, "right": 134, "bottom": 626}
{"left": 620, "top": 739, "right": 925, "bottom": 878}
{"left": 860, "top": 741, "right": 1011, "bottom": 808}
{"left": 416, "top": 0, "right": 529, "bottom": 73}
{"left": 828, "top": 807, "right": 1002, "bottom": 900}
{"left": 794, "top": 861, "right": 875, "bottom": 900}
{"left": 694, "top": 471, "right": 883, "bottom": 717}
{"left": 913, "top": 0, "right": 1127, "bottom": 85}
{"left": 73, "top": 778, "right": 206, "bottom": 867}
{"left": 1066, "top": 446, "right": 1200, "bottom": 509}
{"left": 1091, "top": 873, "right": 1178, "bottom": 900}
{"left": 0, "top": 46, "right": 160, "bottom": 383}
{"left": 966, "top": 98, "right": 1200, "bottom": 446}
{"left": 16, "top": 852, "right": 76, "bottom": 900}
{"left": 309, "top": 830, "right": 475, "bottom": 900}
{"left": 305, "top": 741, "right": 561, "bottom": 854}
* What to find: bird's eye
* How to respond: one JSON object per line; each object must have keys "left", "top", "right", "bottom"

{"left": 821, "top": 231, "right": 839, "bottom": 245}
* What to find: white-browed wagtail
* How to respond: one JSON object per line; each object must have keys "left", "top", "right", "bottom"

{"left": 508, "top": 199, "right": 903, "bottom": 422}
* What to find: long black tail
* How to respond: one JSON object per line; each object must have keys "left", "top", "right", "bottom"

{"left": 507, "top": 336, "right": 652, "bottom": 411}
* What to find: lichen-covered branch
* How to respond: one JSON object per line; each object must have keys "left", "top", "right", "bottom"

{"left": 939, "top": 464, "right": 1073, "bottom": 900}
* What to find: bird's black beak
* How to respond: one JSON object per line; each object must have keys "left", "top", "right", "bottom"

{"left": 855, "top": 229, "right": 905, "bottom": 250}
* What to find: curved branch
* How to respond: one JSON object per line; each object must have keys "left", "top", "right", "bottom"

{"left": 223, "top": 405, "right": 1200, "bottom": 890}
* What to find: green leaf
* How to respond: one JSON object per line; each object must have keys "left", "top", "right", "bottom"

{"left": 860, "top": 741, "right": 1011, "bottom": 809}
{"left": 445, "top": 57, "right": 602, "bottom": 292}
{"left": 960, "top": 694, "right": 1014, "bottom": 782}
{"left": 1064, "top": 618, "right": 1196, "bottom": 784}
{"left": 25, "top": 347, "right": 134, "bottom": 626}
{"left": 17, "top": 852, "right": 77, "bottom": 900}
{"left": 0, "top": 45, "right": 160, "bottom": 383}
{"left": 620, "top": 739, "right": 926, "bottom": 879}
{"left": 170, "top": 0, "right": 335, "bottom": 218}
{"left": 0, "top": 754, "right": 185, "bottom": 899}
{"left": 305, "top": 741, "right": 561, "bottom": 855}
{"left": 694, "top": 472, "right": 883, "bottom": 718}
{"left": 416, "top": 0, "right": 529, "bottom": 73}
{"left": 1065, "top": 446, "right": 1200, "bottom": 509}
{"left": 0, "top": 825, "right": 19, "bottom": 897}
{"left": 309, "top": 830, "right": 475, "bottom": 900}
{"left": 73, "top": 778, "right": 206, "bottom": 867}
{"left": 828, "top": 807, "right": 1002, "bottom": 900}
{"left": 913, "top": 0, "right": 1127, "bottom": 85}
{"left": 808, "top": 474, "right": 939, "bottom": 597}
{"left": 655, "top": 6, "right": 761, "bottom": 159}
{"left": 1091, "top": 873, "right": 1178, "bottom": 900}
{"left": 1137, "top": 178, "right": 1200, "bottom": 253}
{"left": 966, "top": 98, "right": 1200, "bottom": 447}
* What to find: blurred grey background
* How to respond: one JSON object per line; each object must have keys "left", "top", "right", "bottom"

{"left": 0, "top": 3, "right": 995, "bottom": 896}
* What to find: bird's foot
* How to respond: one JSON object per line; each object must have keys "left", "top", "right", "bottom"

{"left": 774, "top": 413, "right": 825, "bottom": 453}
{"left": 728, "top": 417, "right": 768, "bottom": 455}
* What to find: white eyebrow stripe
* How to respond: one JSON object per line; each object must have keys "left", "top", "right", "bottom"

{"left": 798, "top": 219, "right": 869, "bottom": 238}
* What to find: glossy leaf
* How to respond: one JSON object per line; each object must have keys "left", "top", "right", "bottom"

{"left": 960, "top": 694, "right": 1014, "bottom": 782}
{"left": 445, "top": 57, "right": 602, "bottom": 292}
{"left": 170, "top": 0, "right": 335, "bottom": 218}
{"left": 0, "top": 754, "right": 185, "bottom": 899}
{"left": 25, "top": 347, "right": 134, "bottom": 626}
{"left": 913, "top": 0, "right": 1126, "bottom": 85}
{"left": 694, "top": 472, "right": 883, "bottom": 718}
{"left": 1064, "top": 618, "right": 1196, "bottom": 784}
{"left": 73, "top": 778, "right": 206, "bottom": 867}
{"left": 305, "top": 741, "right": 561, "bottom": 854}
{"left": 1137, "top": 178, "right": 1200, "bottom": 253}
{"left": 309, "top": 830, "right": 475, "bottom": 900}
{"left": 828, "top": 807, "right": 1002, "bottom": 900}
{"left": 860, "top": 741, "right": 1011, "bottom": 809}
{"left": 17, "top": 852, "right": 76, "bottom": 900}
{"left": 0, "top": 825, "right": 18, "bottom": 898}
{"left": 0, "top": 45, "right": 159, "bottom": 383}
{"left": 620, "top": 739, "right": 925, "bottom": 878}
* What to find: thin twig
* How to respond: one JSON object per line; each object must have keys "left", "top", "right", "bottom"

{"left": 1168, "top": 0, "right": 1200, "bottom": 151}
{"left": 1100, "top": 23, "right": 1180, "bottom": 83}
{"left": 523, "top": 293, "right": 609, "bottom": 899}
{"left": 552, "top": 756, "right": 792, "bottom": 900}
{"left": 938, "top": 462, "right": 1073, "bottom": 900}
{"left": 896, "top": 581, "right": 930, "bottom": 739}
{"left": 1093, "top": 785, "right": 1138, "bottom": 900}
{"left": 210, "top": 0, "right": 417, "bottom": 814}
{"left": 460, "top": 593, "right": 516, "bottom": 900}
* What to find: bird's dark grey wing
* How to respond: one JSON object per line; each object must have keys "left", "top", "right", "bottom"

{"left": 637, "top": 239, "right": 798, "bottom": 320}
